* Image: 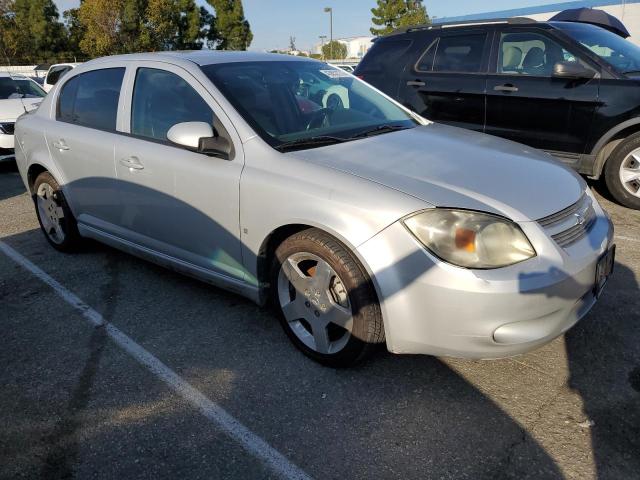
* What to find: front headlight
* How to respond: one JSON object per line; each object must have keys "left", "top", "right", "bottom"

{"left": 403, "top": 209, "right": 536, "bottom": 269}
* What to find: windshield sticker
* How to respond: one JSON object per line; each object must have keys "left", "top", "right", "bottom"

{"left": 319, "top": 69, "right": 351, "bottom": 79}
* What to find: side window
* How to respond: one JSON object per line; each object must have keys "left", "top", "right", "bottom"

{"left": 498, "top": 31, "right": 583, "bottom": 76}
{"left": 422, "top": 33, "right": 487, "bottom": 73}
{"left": 415, "top": 38, "right": 438, "bottom": 71}
{"left": 131, "top": 68, "right": 214, "bottom": 142}
{"left": 56, "top": 68, "right": 125, "bottom": 131}
{"left": 357, "top": 39, "right": 413, "bottom": 73}
{"left": 46, "top": 66, "right": 71, "bottom": 86}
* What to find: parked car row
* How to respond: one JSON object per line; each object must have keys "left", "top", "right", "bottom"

{"left": 356, "top": 17, "right": 640, "bottom": 210}
{"left": 12, "top": 47, "right": 615, "bottom": 367}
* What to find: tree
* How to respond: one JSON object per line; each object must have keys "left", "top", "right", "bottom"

{"left": 5, "top": 0, "right": 67, "bottom": 62}
{"left": 78, "top": 0, "right": 124, "bottom": 57}
{"left": 63, "top": 7, "right": 85, "bottom": 60}
{"left": 207, "top": 0, "right": 252, "bottom": 50}
{"left": 289, "top": 36, "right": 296, "bottom": 52}
{"left": 142, "top": 0, "right": 201, "bottom": 50}
{"left": 370, "top": 0, "right": 429, "bottom": 36}
{"left": 322, "top": 40, "right": 346, "bottom": 60}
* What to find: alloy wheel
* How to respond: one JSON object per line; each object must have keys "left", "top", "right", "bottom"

{"left": 36, "top": 182, "right": 66, "bottom": 244}
{"left": 619, "top": 149, "right": 640, "bottom": 197}
{"left": 277, "top": 252, "right": 353, "bottom": 355}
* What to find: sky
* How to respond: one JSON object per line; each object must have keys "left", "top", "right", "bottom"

{"left": 52, "top": 0, "right": 572, "bottom": 52}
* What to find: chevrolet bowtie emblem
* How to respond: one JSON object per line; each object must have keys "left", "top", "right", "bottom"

{"left": 575, "top": 212, "right": 586, "bottom": 226}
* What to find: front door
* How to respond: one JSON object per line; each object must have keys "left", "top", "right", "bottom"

{"left": 400, "top": 29, "right": 491, "bottom": 132}
{"left": 485, "top": 27, "right": 600, "bottom": 160}
{"left": 114, "top": 63, "right": 245, "bottom": 281}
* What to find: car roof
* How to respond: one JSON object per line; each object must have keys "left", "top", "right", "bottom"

{"left": 83, "top": 51, "right": 318, "bottom": 68}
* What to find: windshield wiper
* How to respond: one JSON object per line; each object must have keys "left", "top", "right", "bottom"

{"left": 349, "top": 124, "right": 411, "bottom": 139}
{"left": 274, "top": 135, "right": 348, "bottom": 152}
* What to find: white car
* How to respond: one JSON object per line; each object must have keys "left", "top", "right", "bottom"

{"left": 0, "top": 73, "right": 45, "bottom": 161}
{"left": 43, "top": 63, "right": 81, "bottom": 93}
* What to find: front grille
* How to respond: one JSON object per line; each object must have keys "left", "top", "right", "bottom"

{"left": 0, "top": 122, "right": 15, "bottom": 135}
{"left": 537, "top": 193, "right": 596, "bottom": 248}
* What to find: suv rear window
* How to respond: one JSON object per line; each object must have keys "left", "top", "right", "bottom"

{"left": 416, "top": 33, "right": 487, "bottom": 73}
{"left": 57, "top": 68, "right": 125, "bottom": 131}
{"left": 357, "top": 39, "right": 413, "bottom": 73}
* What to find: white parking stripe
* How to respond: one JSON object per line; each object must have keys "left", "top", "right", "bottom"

{"left": 615, "top": 235, "right": 640, "bottom": 244}
{"left": 0, "top": 240, "right": 312, "bottom": 480}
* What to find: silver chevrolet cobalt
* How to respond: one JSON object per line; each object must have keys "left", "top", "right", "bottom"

{"left": 14, "top": 52, "right": 614, "bottom": 367}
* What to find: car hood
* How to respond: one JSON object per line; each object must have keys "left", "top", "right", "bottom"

{"left": 292, "top": 123, "right": 584, "bottom": 222}
{"left": 0, "top": 98, "right": 42, "bottom": 122}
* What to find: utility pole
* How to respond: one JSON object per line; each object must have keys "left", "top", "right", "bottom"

{"left": 324, "top": 7, "right": 333, "bottom": 59}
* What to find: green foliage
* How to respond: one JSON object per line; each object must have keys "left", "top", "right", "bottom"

{"left": 206, "top": 0, "right": 252, "bottom": 50}
{"left": 309, "top": 53, "right": 322, "bottom": 60}
{"left": 321, "top": 40, "right": 347, "bottom": 60}
{"left": 370, "top": 0, "right": 429, "bottom": 36}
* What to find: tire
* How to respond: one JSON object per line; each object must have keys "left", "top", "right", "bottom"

{"left": 271, "top": 228, "right": 384, "bottom": 367}
{"left": 604, "top": 132, "right": 640, "bottom": 210}
{"left": 33, "top": 171, "right": 82, "bottom": 252}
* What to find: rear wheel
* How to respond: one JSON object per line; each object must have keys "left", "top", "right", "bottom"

{"left": 271, "top": 228, "right": 384, "bottom": 367}
{"left": 33, "top": 171, "right": 81, "bottom": 252}
{"left": 604, "top": 133, "right": 640, "bottom": 210}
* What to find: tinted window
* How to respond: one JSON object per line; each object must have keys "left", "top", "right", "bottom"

{"left": 431, "top": 34, "right": 486, "bottom": 73}
{"left": 0, "top": 77, "right": 45, "bottom": 99}
{"left": 57, "top": 68, "right": 125, "bottom": 131}
{"left": 416, "top": 38, "right": 438, "bottom": 71}
{"left": 46, "top": 66, "right": 71, "bottom": 85}
{"left": 498, "top": 31, "right": 585, "bottom": 76}
{"left": 131, "top": 68, "right": 214, "bottom": 142}
{"left": 357, "top": 39, "right": 413, "bottom": 73}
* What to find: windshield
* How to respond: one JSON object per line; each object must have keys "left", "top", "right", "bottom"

{"left": 556, "top": 22, "right": 640, "bottom": 74}
{"left": 0, "top": 77, "right": 46, "bottom": 100}
{"left": 201, "top": 60, "right": 418, "bottom": 149}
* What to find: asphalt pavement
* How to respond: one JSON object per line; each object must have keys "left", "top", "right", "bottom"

{"left": 1, "top": 160, "right": 639, "bottom": 479}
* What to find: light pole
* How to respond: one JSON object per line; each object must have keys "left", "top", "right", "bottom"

{"left": 324, "top": 7, "right": 333, "bottom": 59}
{"left": 319, "top": 35, "right": 327, "bottom": 60}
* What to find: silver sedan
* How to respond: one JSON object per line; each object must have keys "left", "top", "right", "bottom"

{"left": 14, "top": 52, "right": 614, "bottom": 367}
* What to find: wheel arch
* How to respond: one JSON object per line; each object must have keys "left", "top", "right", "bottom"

{"left": 255, "top": 222, "right": 381, "bottom": 310}
{"left": 27, "top": 163, "right": 50, "bottom": 194}
{"left": 591, "top": 119, "right": 640, "bottom": 178}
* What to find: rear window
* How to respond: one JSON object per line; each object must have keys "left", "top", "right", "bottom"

{"left": 357, "top": 39, "right": 413, "bottom": 73}
{"left": 46, "top": 66, "right": 71, "bottom": 86}
{"left": 57, "top": 68, "right": 125, "bottom": 131}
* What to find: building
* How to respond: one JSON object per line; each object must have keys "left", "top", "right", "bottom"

{"left": 433, "top": 0, "right": 640, "bottom": 45}
{"left": 312, "top": 36, "right": 374, "bottom": 60}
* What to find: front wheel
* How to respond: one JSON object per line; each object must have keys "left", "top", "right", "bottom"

{"left": 33, "top": 171, "right": 82, "bottom": 252}
{"left": 604, "top": 133, "right": 640, "bottom": 210}
{"left": 271, "top": 229, "right": 384, "bottom": 367}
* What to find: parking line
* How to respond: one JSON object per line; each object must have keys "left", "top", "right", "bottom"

{"left": 0, "top": 240, "right": 312, "bottom": 480}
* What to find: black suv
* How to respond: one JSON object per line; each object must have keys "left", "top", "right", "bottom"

{"left": 356, "top": 18, "right": 640, "bottom": 209}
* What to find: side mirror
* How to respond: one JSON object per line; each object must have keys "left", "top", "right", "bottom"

{"left": 553, "top": 61, "right": 596, "bottom": 79}
{"left": 167, "top": 121, "right": 231, "bottom": 160}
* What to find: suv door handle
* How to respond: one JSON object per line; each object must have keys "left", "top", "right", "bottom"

{"left": 407, "top": 80, "right": 426, "bottom": 87}
{"left": 494, "top": 84, "right": 519, "bottom": 92}
{"left": 52, "top": 140, "right": 69, "bottom": 151}
{"left": 119, "top": 156, "right": 144, "bottom": 170}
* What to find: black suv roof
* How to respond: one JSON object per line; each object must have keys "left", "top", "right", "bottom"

{"left": 385, "top": 17, "right": 545, "bottom": 37}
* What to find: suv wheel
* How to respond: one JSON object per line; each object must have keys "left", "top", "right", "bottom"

{"left": 33, "top": 171, "right": 82, "bottom": 252}
{"left": 604, "top": 133, "right": 640, "bottom": 210}
{"left": 271, "top": 228, "right": 384, "bottom": 367}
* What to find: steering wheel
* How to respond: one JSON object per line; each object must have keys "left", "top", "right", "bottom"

{"left": 306, "top": 108, "right": 332, "bottom": 130}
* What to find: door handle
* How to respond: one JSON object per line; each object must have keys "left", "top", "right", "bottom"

{"left": 494, "top": 84, "right": 519, "bottom": 92}
{"left": 407, "top": 80, "right": 426, "bottom": 87}
{"left": 119, "top": 156, "right": 144, "bottom": 170}
{"left": 52, "top": 140, "right": 69, "bottom": 151}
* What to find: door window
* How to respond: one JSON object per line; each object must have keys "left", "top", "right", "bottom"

{"left": 131, "top": 68, "right": 214, "bottom": 142}
{"left": 56, "top": 68, "right": 125, "bottom": 131}
{"left": 498, "top": 31, "right": 583, "bottom": 76}
{"left": 416, "top": 34, "right": 487, "bottom": 73}
{"left": 46, "top": 66, "right": 71, "bottom": 85}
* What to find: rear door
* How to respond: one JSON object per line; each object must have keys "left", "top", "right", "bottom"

{"left": 399, "top": 29, "right": 491, "bottom": 132}
{"left": 45, "top": 66, "right": 126, "bottom": 230}
{"left": 485, "top": 27, "right": 600, "bottom": 160}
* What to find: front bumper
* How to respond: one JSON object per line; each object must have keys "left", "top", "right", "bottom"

{"left": 357, "top": 199, "right": 613, "bottom": 359}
